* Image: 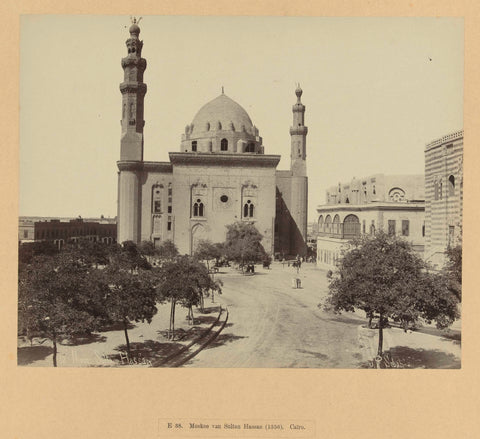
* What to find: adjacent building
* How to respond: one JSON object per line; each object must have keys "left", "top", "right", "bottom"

{"left": 316, "top": 174, "right": 425, "bottom": 269}
{"left": 18, "top": 216, "right": 117, "bottom": 248}
{"left": 424, "top": 130, "right": 463, "bottom": 268}
{"left": 116, "top": 21, "right": 308, "bottom": 256}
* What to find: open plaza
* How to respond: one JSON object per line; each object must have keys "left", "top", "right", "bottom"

{"left": 18, "top": 262, "right": 460, "bottom": 369}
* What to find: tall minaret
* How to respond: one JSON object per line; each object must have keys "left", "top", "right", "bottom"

{"left": 120, "top": 18, "right": 147, "bottom": 161}
{"left": 117, "top": 18, "right": 147, "bottom": 244}
{"left": 289, "top": 84, "right": 308, "bottom": 255}
{"left": 290, "top": 84, "right": 308, "bottom": 176}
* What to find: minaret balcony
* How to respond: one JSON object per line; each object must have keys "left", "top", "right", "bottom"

{"left": 290, "top": 126, "right": 308, "bottom": 136}
{"left": 120, "top": 82, "right": 147, "bottom": 95}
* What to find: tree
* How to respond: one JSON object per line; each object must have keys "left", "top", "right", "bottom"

{"left": 324, "top": 232, "right": 459, "bottom": 360}
{"left": 18, "top": 253, "right": 102, "bottom": 367}
{"left": 194, "top": 240, "right": 223, "bottom": 305}
{"left": 138, "top": 240, "right": 156, "bottom": 257}
{"left": 194, "top": 240, "right": 222, "bottom": 271}
{"left": 445, "top": 245, "right": 462, "bottom": 301}
{"left": 113, "top": 241, "right": 152, "bottom": 272}
{"left": 224, "top": 222, "right": 268, "bottom": 273}
{"left": 98, "top": 262, "right": 158, "bottom": 357}
{"left": 19, "top": 240, "right": 58, "bottom": 265}
{"left": 61, "top": 238, "right": 114, "bottom": 268}
{"left": 156, "top": 256, "right": 222, "bottom": 340}
{"left": 156, "top": 240, "right": 179, "bottom": 261}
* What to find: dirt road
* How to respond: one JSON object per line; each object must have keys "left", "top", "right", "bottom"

{"left": 186, "top": 263, "right": 367, "bottom": 368}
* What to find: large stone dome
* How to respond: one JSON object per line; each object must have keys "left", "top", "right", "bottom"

{"left": 181, "top": 92, "right": 263, "bottom": 154}
{"left": 190, "top": 93, "right": 254, "bottom": 135}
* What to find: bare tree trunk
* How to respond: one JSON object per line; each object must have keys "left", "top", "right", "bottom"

{"left": 211, "top": 288, "right": 215, "bottom": 303}
{"left": 123, "top": 319, "right": 131, "bottom": 358}
{"left": 189, "top": 306, "right": 194, "bottom": 325}
{"left": 171, "top": 299, "right": 176, "bottom": 340}
{"left": 377, "top": 313, "right": 384, "bottom": 357}
{"left": 169, "top": 299, "right": 174, "bottom": 339}
{"left": 52, "top": 335, "right": 57, "bottom": 368}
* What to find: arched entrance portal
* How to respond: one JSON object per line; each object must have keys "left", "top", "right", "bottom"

{"left": 191, "top": 223, "right": 206, "bottom": 255}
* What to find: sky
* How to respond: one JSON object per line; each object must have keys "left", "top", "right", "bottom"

{"left": 19, "top": 16, "right": 464, "bottom": 222}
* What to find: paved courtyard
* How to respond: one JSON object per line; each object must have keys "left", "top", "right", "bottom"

{"left": 17, "top": 262, "right": 461, "bottom": 368}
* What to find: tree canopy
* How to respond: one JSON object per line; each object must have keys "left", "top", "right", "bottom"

{"left": 224, "top": 222, "right": 268, "bottom": 270}
{"left": 18, "top": 253, "right": 104, "bottom": 366}
{"left": 155, "top": 255, "right": 222, "bottom": 339}
{"left": 324, "top": 232, "right": 459, "bottom": 357}
{"left": 445, "top": 245, "right": 462, "bottom": 301}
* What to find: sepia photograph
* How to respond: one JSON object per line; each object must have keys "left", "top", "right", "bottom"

{"left": 18, "top": 15, "right": 463, "bottom": 369}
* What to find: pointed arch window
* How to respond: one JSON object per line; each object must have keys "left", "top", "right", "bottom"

{"left": 192, "top": 141, "right": 197, "bottom": 152}
{"left": 221, "top": 138, "right": 228, "bottom": 151}
{"left": 243, "top": 200, "right": 254, "bottom": 218}
{"left": 193, "top": 199, "right": 204, "bottom": 217}
{"left": 448, "top": 175, "right": 455, "bottom": 197}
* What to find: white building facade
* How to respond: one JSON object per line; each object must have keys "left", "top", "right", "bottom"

{"left": 316, "top": 174, "right": 425, "bottom": 269}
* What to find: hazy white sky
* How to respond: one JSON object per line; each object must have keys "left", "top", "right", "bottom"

{"left": 19, "top": 16, "right": 463, "bottom": 221}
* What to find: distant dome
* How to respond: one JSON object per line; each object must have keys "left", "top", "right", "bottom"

{"left": 190, "top": 94, "right": 254, "bottom": 135}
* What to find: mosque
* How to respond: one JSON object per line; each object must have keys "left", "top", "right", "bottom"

{"left": 117, "top": 21, "right": 308, "bottom": 256}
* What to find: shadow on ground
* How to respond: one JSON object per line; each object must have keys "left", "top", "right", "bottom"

{"left": 414, "top": 327, "right": 461, "bottom": 345}
{"left": 60, "top": 333, "right": 107, "bottom": 346}
{"left": 18, "top": 346, "right": 53, "bottom": 366}
{"left": 327, "top": 315, "right": 366, "bottom": 326}
{"left": 359, "top": 346, "right": 461, "bottom": 369}
{"left": 156, "top": 325, "right": 211, "bottom": 342}
{"left": 99, "top": 321, "right": 136, "bottom": 332}
{"left": 197, "top": 305, "right": 222, "bottom": 315}
{"left": 194, "top": 315, "right": 219, "bottom": 325}
{"left": 296, "top": 348, "right": 329, "bottom": 361}
{"left": 111, "top": 340, "right": 185, "bottom": 365}
{"left": 203, "top": 333, "right": 247, "bottom": 350}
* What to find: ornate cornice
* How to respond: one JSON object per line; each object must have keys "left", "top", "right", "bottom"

{"left": 117, "top": 160, "right": 173, "bottom": 173}
{"left": 117, "top": 160, "right": 143, "bottom": 172}
{"left": 169, "top": 152, "right": 281, "bottom": 168}
{"left": 425, "top": 130, "right": 463, "bottom": 151}
{"left": 143, "top": 161, "right": 173, "bottom": 173}
{"left": 316, "top": 202, "right": 425, "bottom": 214}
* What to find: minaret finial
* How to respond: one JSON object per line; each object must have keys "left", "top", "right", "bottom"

{"left": 129, "top": 16, "right": 142, "bottom": 37}
{"left": 295, "top": 83, "right": 303, "bottom": 103}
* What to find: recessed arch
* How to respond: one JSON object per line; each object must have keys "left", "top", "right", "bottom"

{"left": 388, "top": 187, "right": 406, "bottom": 202}
{"left": 220, "top": 138, "right": 228, "bottom": 151}
{"left": 448, "top": 175, "right": 455, "bottom": 197}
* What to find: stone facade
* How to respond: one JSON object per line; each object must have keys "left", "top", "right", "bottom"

{"left": 424, "top": 130, "right": 463, "bottom": 268}
{"left": 116, "top": 23, "right": 308, "bottom": 256}
{"left": 316, "top": 174, "right": 425, "bottom": 269}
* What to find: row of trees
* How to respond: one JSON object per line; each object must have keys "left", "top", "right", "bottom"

{"left": 323, "top": 232, "right": 461, "bottom": 361}
{"left": 18, "top": 239, "right": 222, "bottom": 366}
{"left": 18, "top": 221, "right": 269, "bottom": 367}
